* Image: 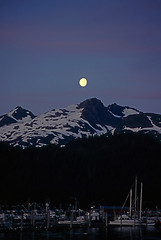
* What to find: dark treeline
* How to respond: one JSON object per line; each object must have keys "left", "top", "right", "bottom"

{"left": 0, "top": 133, "right": 161, "bottom": 209}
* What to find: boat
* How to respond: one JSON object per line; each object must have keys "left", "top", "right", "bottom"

{"left": 58, "top": 215, "right": 88, "bottom": 227}
{"left": 109, "top": 177, "right": 155, "bottom": 226}
{"left": 109, "top": 214, "right": 142, "bottom": 226}
{"left": 0, "top": 213, "right": 12, "bottom": 230}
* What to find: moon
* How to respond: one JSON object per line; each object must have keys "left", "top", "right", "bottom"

{"left": 79, "top": 78, "right": 87, "bottom": 87}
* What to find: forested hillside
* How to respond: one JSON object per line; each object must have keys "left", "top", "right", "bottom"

{"left": 0, "top": 133, "right": 161, "bottom": 209}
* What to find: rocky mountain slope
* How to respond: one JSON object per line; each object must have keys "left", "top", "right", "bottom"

{"left": 0, "top": 98, "right": 161, "bottom": 147}
{"left": 0, "top": 106, "right": 35, "bottom": 127}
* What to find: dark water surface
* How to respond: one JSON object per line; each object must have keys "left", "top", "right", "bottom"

{"left": 0, "top": 227, "right": 161, "bottom": 240}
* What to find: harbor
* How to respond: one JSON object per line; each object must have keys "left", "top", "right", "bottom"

{"left": 0, "top": 202, "right": 161, "bottom": 232}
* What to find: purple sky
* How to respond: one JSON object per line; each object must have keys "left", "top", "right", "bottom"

{"left": 1, "top": 0, "right": 161, "bottom": 115}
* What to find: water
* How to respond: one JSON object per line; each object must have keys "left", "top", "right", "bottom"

{"left": 0, "top": 227, "right": 160, "bottom": 240}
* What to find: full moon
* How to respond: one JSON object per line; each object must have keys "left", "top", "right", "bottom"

{"left": 79, "top": 78, "right": 87, "bottom": 87}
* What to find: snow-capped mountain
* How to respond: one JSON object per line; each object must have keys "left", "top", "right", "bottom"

{"left": 0, "top": 98, "right": 161, "bottom": 147}
{"left": 0, "top": 106, "right": 35, "bottom": 127}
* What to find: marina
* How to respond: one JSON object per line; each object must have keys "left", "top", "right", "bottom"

{"left": 0, "top": 177, "right": 160, "bottom": 231}
{"left": 0, "top": 202, "right": 161, "bottom": 232}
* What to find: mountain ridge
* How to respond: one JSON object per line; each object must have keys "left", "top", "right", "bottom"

{"left": 0, "top": 98, "right": 161, "bottom": 147}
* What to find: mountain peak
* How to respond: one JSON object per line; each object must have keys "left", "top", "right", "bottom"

{"left": 78, "top": 98, "right": 117, "bottom": 129}
{"left": 108, "top": 103, "right": 140, "bottom": 118}
{"left": 78, "top": 98, "right": 104, "bottom": 109}
{"left": 15, "top": 106, "right": 23, "bottom": 109}
{"left": 0, "top": 106, "right": 36, "bottom": 127}
{"left": 0, "top": 98, "right": 161, "bottom": 147}
{"left": 8, "top": 106, "right": 35, "bottom": 121}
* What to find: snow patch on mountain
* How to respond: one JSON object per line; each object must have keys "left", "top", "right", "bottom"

{"left": 123, "top": 108, "right": 140, "bottom": 117}
{"left": 123, "top": 116, "right": 161, "bottom": 134}
{"left": 0, "top": 101, "right": 112, "bottom": 147}
{"left": 146, "top": 116, "right": 161, "bottom": 133}
{"left": 0, "top": 98, "right": 161, "bottom": 147}
{"left": 124, "top": 127, "right": 142, "bottom": 132}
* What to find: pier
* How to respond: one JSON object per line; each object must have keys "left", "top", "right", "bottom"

{"left": 0, "top": 202, "right": 160, "bottom": 231}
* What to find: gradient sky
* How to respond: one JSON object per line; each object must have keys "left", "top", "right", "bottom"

{"left": 1, "top": 0, "right": 161, "bottom": 116}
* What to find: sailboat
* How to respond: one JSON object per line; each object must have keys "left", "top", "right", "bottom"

{"left": 109, "top": 214, "right": 141, "bottom": 226}
{"left": 109, "top": 177, "right": 146, "bottom": 226}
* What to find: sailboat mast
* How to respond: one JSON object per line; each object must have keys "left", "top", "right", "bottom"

{"left": 134, "top": 176, "right": 137, "bottom": 220}
{"left": 139, "top": 182, "right": 143, "bottom": 220}
{"left": 130, "top": 188, "right": 132, "bottom": 217}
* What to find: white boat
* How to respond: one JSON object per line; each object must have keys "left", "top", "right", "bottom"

{"left": 32, "top": 210, "right": 45, "bottom": 220}
{"left": 109, "top": 177, "right": 149, "bottom": 227}
{"left": 109, "top": 214, "right": 142, "bottom": 226}
{"left": 58, "top": 215, "right": 88, "bottom": 226}
{"left": 141, "top": 217, "right": 155, "bottom": 226}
